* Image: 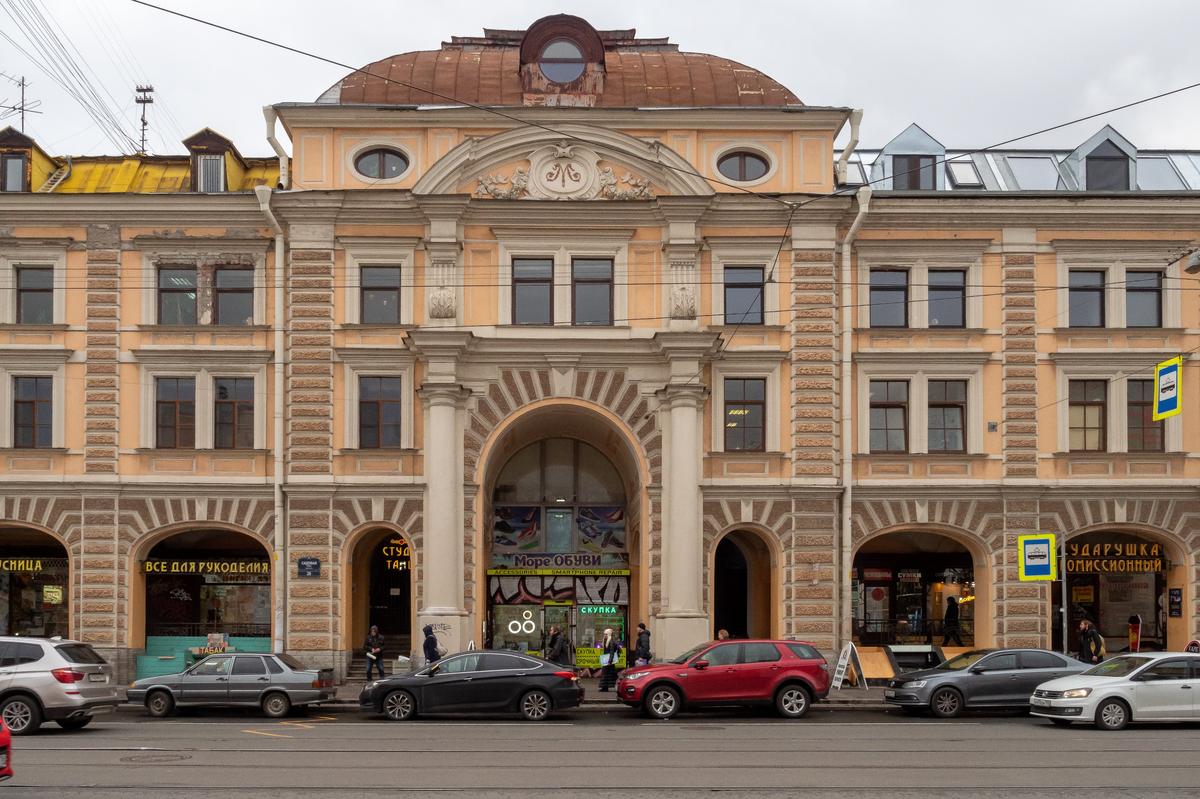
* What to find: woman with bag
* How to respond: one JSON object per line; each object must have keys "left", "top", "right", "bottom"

{"left": 598, "top": 627, "right": 621, "bottom": 692}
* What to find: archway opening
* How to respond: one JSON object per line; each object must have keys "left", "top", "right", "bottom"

{"left": 136, "top": 528, "right": 271, "bottom": 678}
{"left": 853, "top": 531, "right": 978, "bottom": 648}
{"left": 349, "top": 528, "right": 413, "bottom": 667}
{"left": 0, "top": 528, "right": 69, "bottom": 637}
{"left": 713, "top": 531, "right": 772, "bottom": 639}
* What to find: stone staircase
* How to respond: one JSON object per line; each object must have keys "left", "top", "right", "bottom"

{"left": 346, "top": 637, "right": 412, "bottom": 681}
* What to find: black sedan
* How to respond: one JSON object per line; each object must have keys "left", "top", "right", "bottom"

{"left": 359, "top": 650, "right": 584, "bottom": 721}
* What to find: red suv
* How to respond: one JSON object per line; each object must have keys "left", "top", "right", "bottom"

{"left": 617, "top": 639, "right": 830, "bottom": 720}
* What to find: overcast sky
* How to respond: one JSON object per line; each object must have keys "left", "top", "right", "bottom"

{"left": 3, "top": 0, "right": 1198, "bottom": 157}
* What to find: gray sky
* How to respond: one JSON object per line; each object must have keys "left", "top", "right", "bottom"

{"left": 3, "top": 0, "right": 1199, "bottom": 157}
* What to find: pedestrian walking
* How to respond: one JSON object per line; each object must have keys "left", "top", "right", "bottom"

{"left": 633, "top": 622, "right": 652, "bottom": 666}
{"left": 423, "top": 624, "right": 443, "bottom": 666}
{"left": 364, "top": 624, "right": 386, "bottom": 680}
{"left": 546, "top": 625, "right": 572, "bottom": 666}
{"left": 598, "top": 627, "right": 621, "bottom": 692}
{"left": 1077, "top": 619, "right": 1105, "bottom": 664}
{"left": 942, "top": 597, "right": 964, "bottom": 647}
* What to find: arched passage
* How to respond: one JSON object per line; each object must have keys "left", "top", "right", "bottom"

{"left": 0, "top": 526, "right": 70, "bottom": 637}
{"left": 344, "top": 526, "right": 414, "bottom": 664}
{"left": 712, "top": 529, "right": 775, "bottom": 639}
{"left": 132, "top": 527, "right": 272, "bottom": 679}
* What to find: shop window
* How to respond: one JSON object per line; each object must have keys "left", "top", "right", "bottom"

{"left": 214, "top": 268, "right": 254, "bottom": 326}
{"left": 927, "top": 380, "right": 967, "bottom": 453}
{"left": 572, "top": 258, "right": 612, "bottom": 326}
{"left": 155, "top": 377, "right": 196, "bottom": 449}
{"left": 15, "top": 267, "right": 53, "bottom": 324}
{"left": 512, "top": 258, "right": 553, "bottom": 325}
{"left": 1127, "top": 379, "right": 1163, "bottom": 452}
{"left": 1, "top": 153, "right": 26, "bottom": 192}
{"left": 869, "top": 380, "right": 908, "bottom": 453}
{"left": 1068, "top": 271, "right": 1105, "bottom": 328}
{"left": 158, "top": 267, "right": 198, "bottom": 325}
{"left": 927, "top": 270, "right": 966, "bottom": 328}
{"left": 1068, "top": 379, "right": 1107, "bottom": 452}
{"left": 1125, "top": 271, "right": 1162, "bottom": 328}
{"left": 723, "top": 378, "right": 765, "bottom": 452}
{"left": 1085, "top": 141, "right": 1129, "bottom": 191}
{"left": 358, "top": 376, "right": 402, "bottom": 449}
{"left": 892, "top": 154, "right": 936, "bottom": 190}
{"left": 13, "top": 375, "right": 52, "bottom": 449}
{"left": 723, "top": 266, "right": 764, "bottom": 325}
{"left": 214, "top": 377, "right": 254, "bottom": 450}
{"left": 869, "top": 270, "right": 908, "bottom": 327}
{"left": 360, "top": 266, "right": 401, "bottom": 324}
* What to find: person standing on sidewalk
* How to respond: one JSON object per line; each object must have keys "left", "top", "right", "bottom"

{"left": 633, "top": 622, "right": 652, "bottom": 666}
{"left": 942, "top": 597, "right": 964, "bottom": 647}
{"left": 364, "top": 625, "right": 386, "bottom": 680}
{"left": 422, "top": 624, "right": 442, "bottom": 666}
{"left": 1077, "top": 619, "right": 1104, "bottom": 664}
{"left": 546, "top": 625, "right": 572, "bottom": 666}
{"left": 598, "top": 628, "right": 621, "bottom": 692}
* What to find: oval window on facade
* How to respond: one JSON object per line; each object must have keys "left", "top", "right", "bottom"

{"left": 354, "top": 148, "right": 409, "bottom": 180}
{"left": 717, "top": 151, "right": 770, "bottom": 182}
{"left": 539, "top": 39, "right": 586, "bottom": 84}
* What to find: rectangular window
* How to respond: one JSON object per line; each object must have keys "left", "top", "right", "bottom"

{"left": 869, "top": 380, "right": 908, "bottom": 453}
{"left": 1125, "top": 271, "right": 1162, "bottom": 328}
{"left": 360, "top": 266, "right": 401, "bottom": 324}
{"left": 723, "top": 266, "right": 764, "bottom": 325}
{"left": 214, "top": 268, "right": 254, "bottom": 326}
{"left": 155, "top": 377, "right": 196, "bottom": 449}
{"left": 869, "top": 270, "right": 908, "bottom": 328}
{"left": 15, "top": 267, "right": 53, "bottom": 324}
{"left": 13, "top": 376, "right": 52, "bottom": 449}
{"left": 1068, "top": 271, "right": 1105, "bottom": 328}
{"left": 1086, "top": 156, "right": 1129, "bottom": 191}
{"left": 927, "top": 380, "right": 967, "bottom": 453}
{"left": 358, "top": 376, "right": 402, "bottom": 449}
{"left": 157, "top": 267, "right": 197, "bottom": 325}
{"left": 723, "top": 378, "right": 765, "bottom": 452}
{"left": 512, "top": 258, "right": 553, "bottom": 325}
{"left": 572, "top": 258, "right": 613, "bottom": 326}
{"left": 928, "top": 270, "right": 966, "bottom": 328}
{"left": 1, "top": 154, "right": 25, "bottom": 192}
{"left": 1127, "top": 379, "right": 1163, "bottom": 452}
{"left": 197, "top": 154, "right": 225, "bottom": 192}
{"left": 214, "top": 377, "right": 254, "bottom": 450}
{"left": 1068, "top": 379, "right": 1107, "bottom": 452}
{"left": 892, "top": 154, "right": 935, "bottom": 190}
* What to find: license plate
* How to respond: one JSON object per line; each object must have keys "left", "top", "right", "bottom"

{"left": 884, "top": 689, "right": 896, "bottom": 698}
{"left": 88, "top": 673, "right": 107, "bottom": 682}
{"left": 1030, "top": 697, "right": 1049, "bottom": 706}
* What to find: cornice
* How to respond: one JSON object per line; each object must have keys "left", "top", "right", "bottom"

{"left": 0, "top": 193, "right": 269, "bottom": 226}
{"left": 129, "top": 347, "right": 272, "bottom": 365}
{"left": 855, "top": 349, "right": 993, "bottom": 365}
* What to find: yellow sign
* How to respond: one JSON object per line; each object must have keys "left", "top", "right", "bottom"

{"left": 575, "top": 647, "right": 626, "bottom": 669}
{"left": 0, "top": 558, "right": 43, "bottom": 572}
{"left": 487, "top": 568, "right": 630, "bottom": 576}
{"left": 380, "top": 538, "right": 411, "bottom": 572}
{"left": 1153, "top": 356, "right": 1182, "bottom": 421}
{"left": 43, "top": 585, "right": 63, "bottom": 604}
{"left": 144, "top": 560, "right": 269, "bottom": 575}
{"left": 1017, "top": 534, "right": 1057, "bottom": 581}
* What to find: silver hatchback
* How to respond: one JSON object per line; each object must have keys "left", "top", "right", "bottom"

{"left": 0, "top": 636, "right": 120, "bottom": 735}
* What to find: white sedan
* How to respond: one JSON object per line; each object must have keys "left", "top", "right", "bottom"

{"left": 1030, "top": 652, "right": 1200, "bottom": 730}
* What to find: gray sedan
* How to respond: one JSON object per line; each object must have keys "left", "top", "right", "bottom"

{"left": 884, "top": 648, "right": 1087, "bottom": 718}
{"left": 127, "top": 653, "right": 335, "bottom": 718}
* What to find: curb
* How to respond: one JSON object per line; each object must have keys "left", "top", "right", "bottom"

{"left": 114, "top": 699, "right": 890, "bottom": 716}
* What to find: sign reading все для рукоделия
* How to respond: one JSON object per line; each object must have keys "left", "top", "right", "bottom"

{"left": 1017, "top": 533, "right": 1057, "bottom": 581}
{"left": 1154, "top": 356, "right": 1182, "bottom": 421}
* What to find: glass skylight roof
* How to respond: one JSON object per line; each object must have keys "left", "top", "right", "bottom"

{"left": 946, "top": 159, "right": 982, "bottom": 187}
{"left": 1005, "top": 156, "right": 1061, "bottom": 190}
{"left": 1136, "top": 157, "right": 1185, "bottom": 190}
{"left": 842, "top": 161, "right": 866, "bottom": 185}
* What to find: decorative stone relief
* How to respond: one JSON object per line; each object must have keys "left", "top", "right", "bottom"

{"left": 670, "top": 285, "right": 696, "bottom": 319}
{"left": 476, "top": 169, "right": 530, "bottom": 200}
{"left": 474, "top": 141, "right": 653, "bottom": 201}
{"left": 427, "top": 258, "right": 458, "bottom": 319}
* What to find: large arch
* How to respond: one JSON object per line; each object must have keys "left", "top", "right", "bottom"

{"left": 340, "top": 521, "right": 417, "bottom": 659}
{"left": 0, "top": 523, "right": 72, "bottom": 638}
{"left": 709, "top": 525, "right": 780, "bottom": 639}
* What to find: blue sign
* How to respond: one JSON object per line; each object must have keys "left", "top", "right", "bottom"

{"left": 1153, "top": 356, "right": 1182, "bottom": 421}
{"left": 297, "top": 557, "right": 320, "bottom": 578}
{"left": 1017, "top": 534, "right": 1057, "bottom": 581}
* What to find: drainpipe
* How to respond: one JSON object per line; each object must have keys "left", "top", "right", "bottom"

{"left": 835, "top": 109, "right": 864, "bottom": 186}
{"left": 255, "top": 184, "right": 287, "bottom": 654}
{"left": 263, "top": 106, "right": 290, "bottom": 189}
{"left": 839, "top": 185, "right": 872, "bottom": 648}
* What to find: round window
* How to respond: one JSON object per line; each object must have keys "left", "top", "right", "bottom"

{"left": 717, "top": 151, "right": 770, "bottom": 182}
{"left": 354, "top": 148, "right": 409, "bottom": 180}
{"left": 539, "top": 39, "right": 585, "bottom": 84}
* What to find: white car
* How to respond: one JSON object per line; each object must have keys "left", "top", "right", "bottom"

{"left": 1030, "top": 651, "right": 1200, "bottom": 731}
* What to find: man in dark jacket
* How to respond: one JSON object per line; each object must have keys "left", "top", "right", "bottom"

{"left": 423, "top": 624, "right": 441, "bottom": 665}
{"left": 364, "top": 625, "right": 386, "bottom": 680}
{"left": 546, "top": 626, "right": 572, "bottom": 666}
{"left": 942, "top": 597, "right": 964, "bottom": 646}
{"left": 1078, "top": 619, "right": 1104, "bottom": 664}
{"left": 633, "top": 622, "right": 652, "bottom": 665}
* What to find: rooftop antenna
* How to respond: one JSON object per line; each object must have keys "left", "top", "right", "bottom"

{"left": 135, "top": 84, "right": 155, "bottom": 155}
{"left": 0, "top": 74, "right": 41, "bottom": 132}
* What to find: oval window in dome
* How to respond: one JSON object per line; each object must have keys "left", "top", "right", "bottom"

{"left": 539, "top": 39, "right": 586, "bottom": 84}
{"left": 354, "top": 148, "right": 409, "bottom": 180}
{"left": 717, "top": 151, "right": 770, "bottom": 182}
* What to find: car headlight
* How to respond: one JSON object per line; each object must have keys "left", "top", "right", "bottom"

{"left": 624, "top": 671, "right": 651, "bottom": 681}
{"left": 1061, "top": 688, "right": 1092, "bottom": 699}
{"left": 902, "top": 680, "right": 927, "bottom": 689}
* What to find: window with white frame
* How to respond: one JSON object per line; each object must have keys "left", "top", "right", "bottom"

{"left": 0, "top": 251, "right": 66, "bottom": 325}
{"left": 340, "top": 238, "right": 417, "bottom": 326}
{"left": 708, "top": 239, "right": 782, "bottom": 328}
{"left": 710, "top": 356, "right": 782, "bottom": 454}
{"left": 136, "top": 355, "right": 268, "bottom": 450}
{"left": 856, "top": 358, "right": 986, "bottom": 455}
{"left": 857, "top": 247, "right": 984, "bottom": 329}
{"left": 496, "top": 234, "right": 630, "bottom": 328}
{"left": 339, "top": 351, "right": 414, "bottom": 451}
{"left": 0, "top": 351, "right": 67, "bottom": 449}
{"left": 1054, "top": 360, "right": 1181, "bottom": 453}
{"left": 139, "top": 248, "right": 266, "bottom": 327}
{"left": 1054, "top": 249, "right": 1180, "bottom": 329}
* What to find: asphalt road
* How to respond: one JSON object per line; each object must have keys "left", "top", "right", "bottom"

{"left": 7, "top": 705, "right": 1200, "bottom": 798}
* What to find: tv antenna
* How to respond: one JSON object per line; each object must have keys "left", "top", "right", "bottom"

{"left": 135, "top": 84, "right": 155, "bottom": 154}
{"left": 0, "top": 74, "right": 42, "bottom": 131}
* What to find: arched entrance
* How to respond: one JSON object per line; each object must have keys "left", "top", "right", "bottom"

{"left": 712, "top": 530, "right": 774, "bottom": 639}
{"left": 853, "top": 530, "right": 985, "bottom": 648}
{"left": 0, "top": 527, "right": 69, "bottom": 637}
{"left": 133, "top": 528, "right": 272, "bottom": 678}
{"left": 347, "top": 528, "right": 414, "bottom": 663}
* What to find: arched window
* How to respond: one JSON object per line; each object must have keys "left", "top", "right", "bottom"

{"left": 538, "top": 39, "right": 586, "bottom": 84}
{"left": 354, "top": 148, "right": 409, "bottom": 180}
{"left": 717, "top": 151, "right": 770, "bottom": 182}
{"left": 493, "top": 439, "right": 624, "bottom": 504}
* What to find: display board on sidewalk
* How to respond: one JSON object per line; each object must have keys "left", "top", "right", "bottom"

{"left": 831, "top": 642, "right": 866, "bottom": 691}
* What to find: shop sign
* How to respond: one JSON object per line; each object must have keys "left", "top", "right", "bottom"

{"left": 487, "top": 568, "right": 631, "bottom": 576}
{"left": 198, "top": 632, "right": 227, "bottom": 655}
{"left": 297, "top": 557, "right": 320, "bottom": 578}
{"left": 379, "top": 539, "right": 410, "bottom": 571}
{"left": 862, "top": 568, "right": 892, "bottom": 582}
{"left": 1065, "top": 541, "right": 1163, "bottom": 574}
{"left": 579, "top": 605, "right": 619, "bottom": 615}
{"left": 43, "top": 585, "right": 63, "bottom": 605}
{"left": 1185, "top": 640, "right": 1200, "bottom": 654}
{"left": 1072, "top": 586, "right": 1095, "bottom": 604}
{"left": 144, "top": 560, "right": 270, "bottom": 575}
{"left": 0, "top": 559, "right": 45, "bottom": 572}
{"left": 1153, "top": 356, "right": 1182, "bottom": 421}
{"left": 513, "top": 553, "right": 602, "bottom": 569}
{"left": 575, "top": 647, "right": 626, "bottom": 669}
{"left": 1169, "top": 588, "right": 1183, "bottom": 618}
{"left": 897, "top": 569, "right": 922, "bottom": 583}
{"left": 1017, "top": 534, "right": 1057, "bottom": 581}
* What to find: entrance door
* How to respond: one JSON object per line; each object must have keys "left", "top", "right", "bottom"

{"left": 368, "top": 535, "right": 411, "bottom": 644}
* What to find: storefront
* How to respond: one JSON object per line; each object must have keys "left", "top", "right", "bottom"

{"left": 0, "top": 529, "right": 70, "bottom": 637}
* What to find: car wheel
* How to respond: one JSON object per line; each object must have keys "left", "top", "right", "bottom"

{"left": 0, "top": 695, "right": 42, "bottom": 735}
{"left": 55, "top": 716, "right": 93, "bottom": 731}
{"left": 146, "top": 690, "right": 175, "bottom": 718}
{"left": 519, "top": 690, "right": 552, "bottom": 722}
{"left": 775, "top": 684, "right": 812, "bottom": 719}
{"left": 1094, "top": 699, "right": 1129, "bottom": 731}
{"left": 644, "top": 684, "right": 680, "bottom": 720}
{"left": 382, "top": 690, "right": 416, "bottom": 721}
{"left": 1050, "top": 719, "right": 1073, "bottom": 727}
{"left": 262, "top": 692, "right": 292, "bottom": 719}
{"left": 930, "top": 687, "right": 964, "bottom": 719}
